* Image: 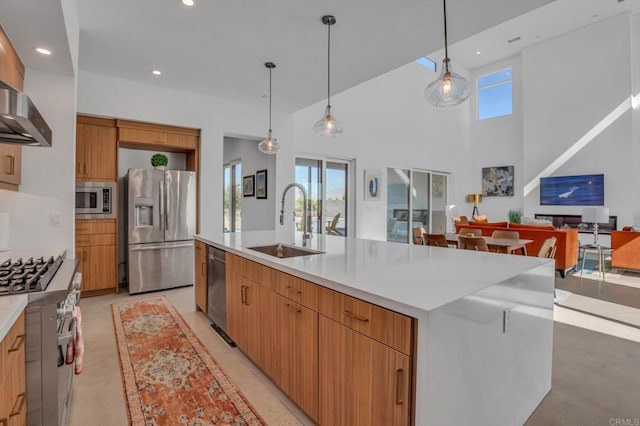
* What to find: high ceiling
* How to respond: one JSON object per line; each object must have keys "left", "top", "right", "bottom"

{"left": 1, "top": 0, "right": 638, "bottom": 112}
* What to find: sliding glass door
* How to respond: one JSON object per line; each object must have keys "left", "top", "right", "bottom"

{"left": 295, "top": 157, "right": 351, "bottom": 237}
{"left": 386, "top": 168, "right": 449, "bottom": 243}
{"left": 223, "top": 161, "right": 242, "bottom": 232}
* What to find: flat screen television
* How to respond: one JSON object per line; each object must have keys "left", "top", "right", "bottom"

{"left": 540, "top": 174, "right": 604, "bottom": 206}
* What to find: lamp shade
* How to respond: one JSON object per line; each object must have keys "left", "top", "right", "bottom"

{"left": 466, "top": 194, "right": 483, "bottom": 203}
{"left": 582, "top": 207, "right": 609, "bottom": 223}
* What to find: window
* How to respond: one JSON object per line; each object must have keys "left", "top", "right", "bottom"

{"left": 478, "top": 68, "right": 512, "bottom": 120}
{"left": 223, "top": 161, "right": 241, "bottom": 232}
{"left": 295, "top": 157, "right": 352, "bottom": 237}
{"left": 416, "top": 57, "right": 436, "bottom": 72}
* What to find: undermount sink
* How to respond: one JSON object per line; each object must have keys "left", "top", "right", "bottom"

{"left": 247, "top": 243, "right": 323, "bottom": 259}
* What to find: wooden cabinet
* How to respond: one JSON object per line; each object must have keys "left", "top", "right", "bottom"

{"left": 195, "top": 240, "right": 207, "bottom": 313}
{"left": 275, "top": 294, "right": 318, "bottom": 420}
{"left": 117, "top": 120, "right": 199, "bottom": 150}
{"left": 0, "top": 145, "right": 21, "bottom": 190}
{"left": 0, "top": 311, "right": 26, "bottom": 426}
{"left": 223, "top": 253, "right": 414, "bottom": 424}
{"left": 76, "top": 219, "right": 117, "bottom": 293}
{"left": 0, "top": 25, "right": 25, "bottom": 192}
{"left": 319, "top": 316, "right": 411, "bottom": 426}
{"left": 76, "top": 116, "right": 117, "bottom": 181}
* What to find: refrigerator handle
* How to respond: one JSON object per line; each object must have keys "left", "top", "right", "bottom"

{"left": 165, "top": 181, "right": 170, "bottom": 231}
{"left": 159, "top": 179, "right": 164, "bottom": 228}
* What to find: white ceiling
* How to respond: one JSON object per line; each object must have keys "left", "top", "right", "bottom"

{"left": 0, "top": 0, "right": 638, "bottom": 112}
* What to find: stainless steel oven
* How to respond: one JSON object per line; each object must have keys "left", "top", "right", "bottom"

{"left": 75, "top": 182, "right": 115, "bottom": 219}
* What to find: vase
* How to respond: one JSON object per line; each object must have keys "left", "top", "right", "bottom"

{"left": 154, "top": 165, "right": 166, "bottom": 171}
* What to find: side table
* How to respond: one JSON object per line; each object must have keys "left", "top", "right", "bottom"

{"left": 579, "top": 244, "right": 612, "bottom": 282}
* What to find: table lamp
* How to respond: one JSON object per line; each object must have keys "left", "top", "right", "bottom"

{"left": 582, "top": 206, "right": 609, "bottom": 245}
{"left": 466, "top": 194, "right": 482, "bottom": 217}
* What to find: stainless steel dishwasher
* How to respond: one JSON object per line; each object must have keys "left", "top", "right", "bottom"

{"left": 207, "top": 247, "right": 236, "bottom": 346}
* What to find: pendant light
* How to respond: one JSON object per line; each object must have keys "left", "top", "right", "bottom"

{"left": 424, "top": 0, "right": 470, "bottom": 107}
{"left": 258, "top": 62, "right": 280, "bottom": 154}
{"left": 314, "top": 15, "right": 343, "bottom": 137}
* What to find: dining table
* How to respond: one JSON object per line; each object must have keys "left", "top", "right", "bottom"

{"left": 444, "top": 233, "right": 534, "bottom": 255}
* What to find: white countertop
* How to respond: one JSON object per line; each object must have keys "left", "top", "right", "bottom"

{"left": 196, "top": 231, "right": 553, "bottom": 317}
{"left": 0, "top": 249, "right": 70, "bottom": 341}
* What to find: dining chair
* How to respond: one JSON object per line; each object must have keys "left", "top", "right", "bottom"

{"left": 472, "top": 214, "right": 488, "bottom": 223}
{"left": 458, "top": 236, "right": 489, "bottom": 252}
{"left": 457, "top": 228, "right": 482, "bottom": 237}
{"left": 538, "top": 237, "right": 557, "bottom": 259}
{"left": 326, "top": 213, "right": 342, "bottom": 235}
{"left": 453, "top": 216, "right": 469, "bottom": 225}
{"left": 490, "top": 230, "right": 519, "bottom": 253}
{"left": 491, "top": 230, "right": 519, "bottom": 240}
{"left": 413, "top": 227, "right": 426, "bottom": 245}
{"left": 424, "top": 233, "right": 449, "bottom": 248}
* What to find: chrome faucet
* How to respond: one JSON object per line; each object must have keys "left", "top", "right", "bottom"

{"left": 280, "top": 183, "right": 312, "bottom": 247}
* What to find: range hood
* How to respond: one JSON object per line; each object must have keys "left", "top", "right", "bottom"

{"left": 0, "top": 80, "right": 52, "bottom": 147}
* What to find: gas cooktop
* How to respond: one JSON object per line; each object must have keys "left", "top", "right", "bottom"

{"left": 0, "top": 255, "right": 63, "bottom": 296}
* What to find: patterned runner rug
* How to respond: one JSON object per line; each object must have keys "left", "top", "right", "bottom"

{"left": 112, "top": 296, "right": 264, "bottom": 425}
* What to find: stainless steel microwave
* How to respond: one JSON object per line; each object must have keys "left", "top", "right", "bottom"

{"left": 75, "top": 182, "right": 116, "bottom": 219}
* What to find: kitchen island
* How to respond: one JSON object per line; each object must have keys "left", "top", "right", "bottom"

{"left": 195, "top": 231, "right": 555, "bottom": 425}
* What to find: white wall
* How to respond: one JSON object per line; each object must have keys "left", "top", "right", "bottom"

{"left": 77, "top": 70, "right": 291, "bottom": 239}
{"left": 522, "top": 14, "right": 635, "bottom": 227}
{"left": 631, "top": 13, "right": 640, "bottom": 226}
{"left": 292, "top": 61, "right": 470, "bottom": 241}
{"left": 469, "top": 56, "right": 523, "bottom": 222}
{"left": 0, "top": 68, "right": 77, "bottom": 253}
{"left": 223, "top": 137, "right": 276, "bottom": 232}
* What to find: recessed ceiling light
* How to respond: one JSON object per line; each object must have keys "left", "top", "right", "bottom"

{"left": 151, "top": 70, "right": 162, "bottom": 76}
{"left": 34, "top": 47, "right": 52, "bottom": 56}
{"left": 476, "top": 51, "right": 481, "bottom": 55}
{"left": 182, "top": 0, "right": 194, "bottom": 6}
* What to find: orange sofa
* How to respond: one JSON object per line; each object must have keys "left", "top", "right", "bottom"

{"left": 611, "top": 230, "right": 640, "bottom": 271}
{"left": 455, "top": 222, "right": 579, "bottom": 277}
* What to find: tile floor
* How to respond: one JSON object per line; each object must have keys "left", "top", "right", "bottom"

{"left": 69, "top": 284, "right": 640, "bottom": 426}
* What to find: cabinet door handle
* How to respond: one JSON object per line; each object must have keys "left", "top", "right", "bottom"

{"left": 8, "top": 334, "right": 25, "bottom": 353}
{"left": 83, "top": 163, "right": 87, "bottom": 175}
{"left": 285, "top": 303, "right": 302, "bottom": 314}
{"left": 5, "top": 155, "right": 15, "bottom": 175}
{"left": 286, "top": 286, "right": 302, "bottom": 294}
{"left": 240, "top": 285, "right": 247, "bottom": 304}
{"left": 344, "top": 310, "right": 369, "bottom": 323}
{"left": 395, "top": 368, "right": 404, "bottom": 405}
{"left": 9, "top": 393, "right": 26, "bottom": 417}
{"left": 201, "top": 263, "right": 205, "bottom": 276}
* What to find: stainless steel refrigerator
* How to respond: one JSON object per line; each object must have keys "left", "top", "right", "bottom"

{"left": 127, "top": 168, "right": 196, "bottom": 294}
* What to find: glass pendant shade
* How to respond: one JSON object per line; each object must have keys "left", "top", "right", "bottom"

{"left": 314, "top": 105, "right": 343, "bottom": 137}
{"left": 258, "top": 130, "right": 279, "bottom": 154}
{"left": 424, "top": 58, "right": 470, "bottom": 107}
{"left": 258, "top": 62, "right": 279, "bottom": 154}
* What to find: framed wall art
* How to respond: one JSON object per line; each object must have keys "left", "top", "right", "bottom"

{"left": 364, "top": 169, "right": 381, "bottom": 201}
{"left": 482, "top": 166, "right": 514, "bottom": 196}
{"left": 243, "top": 175, "right": 255, "bottom": 197}
{"left": 256, "top": 169, "right": 267, "bottom": 199}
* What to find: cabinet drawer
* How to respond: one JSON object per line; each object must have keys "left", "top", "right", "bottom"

{"left": 76, "top": 219, "right": 116, "bottom": 235}
{"left": 0, "top": 311, "right": 25, "bottom": 383}
{"left": 277, "top": 272, "right": 318, "bottom": 311}
{"left": 228, "top": 254, "right": 278, "bottom": 291}
{"left": 75, "top": 233, "right": 116, "bottom": 247}
{"left": 319, "top": 288, "right": 413, "bottom": 355}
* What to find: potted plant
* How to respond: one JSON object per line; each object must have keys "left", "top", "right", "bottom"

{"left": 508, "top": 209, "right": 522, "bottom": 224}
{"left": 151, "top": 153, "right": 168, "bottom": 170}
